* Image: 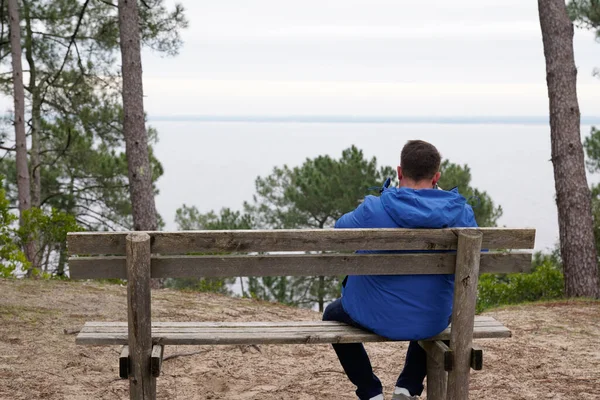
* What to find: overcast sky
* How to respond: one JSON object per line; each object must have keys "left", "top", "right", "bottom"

{"left": 140, "top": 0, "right": 600, "bottom": 118}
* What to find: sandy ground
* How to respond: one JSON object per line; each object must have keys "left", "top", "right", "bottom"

{"left": 0, "top": 278, "right": 599, "bottom": 400}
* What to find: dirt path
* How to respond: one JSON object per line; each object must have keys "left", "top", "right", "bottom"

{"left": 0, "top": 279, "right": 599, "bottom": 399}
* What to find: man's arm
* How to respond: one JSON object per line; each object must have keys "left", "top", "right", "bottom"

{"left": 335, "top": 200, "right": 368, "bottom": 229}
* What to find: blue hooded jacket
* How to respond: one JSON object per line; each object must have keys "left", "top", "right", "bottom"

{"left": 336, "top": 187, "right": 478, "bottom": 340}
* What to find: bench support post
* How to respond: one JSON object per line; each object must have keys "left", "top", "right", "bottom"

{"left": 419, "top": 340, "right": 450, "bottom": 400}
{"left": 427, "top": 353, "right": 448, "bottom": 400}
{"left": 447, "top": 230, "right": 483, "bottom": 400}
{"left": 126, "top": 233, "right": 155, "bottom": 400}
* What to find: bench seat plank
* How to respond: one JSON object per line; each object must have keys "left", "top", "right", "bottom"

{"left": 76, "top": 316, "right": 511, "bottom": 346}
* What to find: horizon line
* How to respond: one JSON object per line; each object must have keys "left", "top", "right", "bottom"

{"left": 147, "top": 115, "right": 600, "bottom": 125}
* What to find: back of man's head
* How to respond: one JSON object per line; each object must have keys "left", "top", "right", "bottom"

{"left": 400, "top": 140, "right": 441, "bottom": 182}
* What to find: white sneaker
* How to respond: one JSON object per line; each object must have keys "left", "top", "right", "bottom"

{"left": 391, "top": 388, "right": 418, "bottom": 400}
{"left": 391, "top": 394, "right": 417, "bottom": 400}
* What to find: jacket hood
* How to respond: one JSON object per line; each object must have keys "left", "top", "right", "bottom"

{"left": 380, "top": 187, "right": 471, "bottom": 228}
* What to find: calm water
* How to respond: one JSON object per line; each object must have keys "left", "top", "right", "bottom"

{"left": 150, "top": 121, "right": 600, "bottom": 252}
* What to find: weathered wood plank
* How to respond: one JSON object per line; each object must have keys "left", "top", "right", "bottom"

{"left": 151, "top": 345, "right": 163, "bottom": 378}
{"left": 80, "top": 325, "right": 504, "bottom": 336}
{"left": 83, "top": 316, "right": 499, "bottom": 328}
{"left": 119, "top": 346, "right": 129, "bottom": 379}
{"left": 82, "top": 321, "right": 504, "bottom": 334}
{"left": 418, "top": 340, "right": 453, "bottom": 371}
{"left": 426, "top": 353, "right": 448, "bottom": 400}
{"left": 75, "top": 321, "right": 511, "bottom": 346}
{"left": 68, "top": 251, "right": 532, "bottom": 279}
{"left": 471, "top": 345, "right": 483, "bottom": 371}
{"left": 67, "top": 228, "right": 536, "bottom": 255}
{"left": 447, "top": 231, "right": 483, "bottom": 400}
{"left": 126, "top": 233, "right": 155, "bottom": 399}
{"left": 75, "top": 327, "right": 511, "bottom": 346}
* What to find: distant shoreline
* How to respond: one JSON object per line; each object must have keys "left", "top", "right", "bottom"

{"left": 147, "top": 115, "right": 600, "bottom": 125}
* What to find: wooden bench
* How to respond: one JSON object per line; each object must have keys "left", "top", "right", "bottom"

{"left": 68, "top": 228, "right": 535, "bottom": 400}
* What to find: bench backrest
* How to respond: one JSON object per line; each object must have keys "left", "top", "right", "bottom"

{"left": 67, "top": 228, "right": 535, "bottom": 279}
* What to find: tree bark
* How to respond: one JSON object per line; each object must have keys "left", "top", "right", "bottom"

{"left": 23, "top": 0, "right": 41, "bottom": 210}
{"left": 22, "top": 0, "right": 41, "bottom": 272}
{"left": 118, "top": 0, "right": 158, "bottom": 232}
{"left": 538, "top": 0, "right": 600, "bottom": 298}
{"left": 8, "top": 0, "right": 35, "bottom": 271}
{"left": 30, "top": 95, "right": 42, "bottom": 208}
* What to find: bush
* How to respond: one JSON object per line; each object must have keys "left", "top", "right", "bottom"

{"left": 0, "top": 178, "right": 28, "bottom": 277}
{"left": 476, "top": 260, "right": 564, "bottom": 313}
{"left": 164, "top": 277, "right": 235, "bottom": 295}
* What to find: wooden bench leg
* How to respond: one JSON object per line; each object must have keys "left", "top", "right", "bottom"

{"left": 120, "top": 346, "right": 130, "bottom": 380}
{"left": 120, "top": 344, "right": 163, "bottom": 381}
{"left": 470, "top": 345, "right": 483, "bottom": 371}
{"left": 151, "top": 345, "right": 164, "bottom": 378}
{"left": 446, "top": 231, "right": 482, "bottom": 400}
{"left": 127, "top": 233, "right": 156, "bottom": 400}
{"left": 427, "top": 353, "right": 448, "bottom": 400}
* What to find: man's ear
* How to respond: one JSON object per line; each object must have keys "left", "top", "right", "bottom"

{"left": 397, "top": 166, "right": 403, "bottom": 184}
{"left": 432, "top": 171, "right": 441, "bottom": 186}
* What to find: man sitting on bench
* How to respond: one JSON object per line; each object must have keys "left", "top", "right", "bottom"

{"left": 323, "top": 140, "right": 478, "bottom": 400}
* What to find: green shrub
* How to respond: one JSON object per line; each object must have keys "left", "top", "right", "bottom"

{"left": 476, "top": 260, "right": 564, "bottom": 313}
{"left": 0, "top": 177, "right": 28, "bottom": 277}
{"left": 164, "top": 277, "right": 235, "bottom": 295}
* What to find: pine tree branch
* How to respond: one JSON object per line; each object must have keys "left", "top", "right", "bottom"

{"left": 39, "top": 0, "right": 91, "bottom": 104}
{"left": 76, "top": 204, "right": 130, "bottom": 230}
{"left": 98, "top": 0, "right": 117, "bottom": 7}
{"left": 32, "top": 129, "right": 71, "bottom": 177}
{"left": 31, "top": 31, "right": 95, "bottom": 41}
{"left": 41, "top": 183, "right": 128, "bottom": 206}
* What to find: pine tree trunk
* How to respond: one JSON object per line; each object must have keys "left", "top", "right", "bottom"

{"left": 30, "top": 96, "right": 41, "bottom": 208}
{"left": 8, "top": 0, "right": 35, "bottom": 272}
{"left": 118, "top": 0, "right": 157, "bottom": 232}
{"left": 538, "top": 0, "right": 600, "bottom": 298}
{"left": 23, "top": 1, "right": 41, "bottom": 209}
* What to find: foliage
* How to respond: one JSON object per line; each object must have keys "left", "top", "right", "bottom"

{"left": 245, "top": 145, "right": 395, "bottom": 229}
{"left": 567, "top": 1, "right": 600, "bottom": 35}
{"left": 166, "top": 206, "right": 253, "bottom": 295}
{"left": 438, "top": 160, "right": 503, "bottom": 227}
{"left": 570, "top": 4, "right": 600, "bottom": 272}
{"left": 0, "top": 177, "right": 27, "bottom": 277}
{"left": 581, "top": 128, "right": 600, "bottom": 276}
{"left": 18, "top": 207, "right": 82, "bottom": 276}
{"left": 570, "top": 0, "right": 600, "bottom": 258}
{"left": 0, "top": 0, "right": 186, "bottom": 272}
{"left": 0, "top": 174, "right": 80, "bottom": 277}
{"left": 165, "top": 277, "right": 233, "bottom": 295}
{"left": 476, "top": 256, "right": 564, "bottom": 313}
{"left": 175, "top": 205, "right": 253, "bottom": 231}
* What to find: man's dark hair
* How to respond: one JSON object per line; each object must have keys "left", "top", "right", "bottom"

{"left": 400, "top": 140, "right": 441, "bottom": 181}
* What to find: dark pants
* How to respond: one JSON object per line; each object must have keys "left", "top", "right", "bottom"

{"left": 323, "top": 298, "right": 427, "bottom": 400}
